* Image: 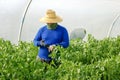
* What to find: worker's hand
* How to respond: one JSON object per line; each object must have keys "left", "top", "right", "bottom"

{"left": 48, "top": 45, "right": 56, "bottom": 52}
{"left": 40, "top": 40, "right": 49, "bottom": 47}
{"left": 40, "top": 40, "right": 45, "bottom": 46}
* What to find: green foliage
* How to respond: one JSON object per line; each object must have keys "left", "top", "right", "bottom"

{"left": 0, "top": 35, "right": 120, "bottom": 80}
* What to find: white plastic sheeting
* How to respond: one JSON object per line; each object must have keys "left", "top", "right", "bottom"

{"left": 0, "top": 0, "right": 120, "bottom": 44}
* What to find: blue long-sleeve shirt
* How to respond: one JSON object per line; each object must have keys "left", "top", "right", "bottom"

{"left": 33, "top": 24, "right": 69, "bottom": 60}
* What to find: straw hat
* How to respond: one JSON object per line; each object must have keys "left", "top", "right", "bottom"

{"left": 40, "top": 9, "right": 63, "bottom": 23}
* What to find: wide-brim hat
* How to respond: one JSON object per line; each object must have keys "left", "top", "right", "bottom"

{"left": 40, "top": 9, "right": 63, "bottom": 23}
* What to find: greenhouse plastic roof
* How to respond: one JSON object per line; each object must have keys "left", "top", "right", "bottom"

{"left": 0, "top": 0, "right": 120, "bottom": 44}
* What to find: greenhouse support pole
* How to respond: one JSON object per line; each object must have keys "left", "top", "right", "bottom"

{"left": 107, "top": 14, "right": 120, "bottom": 38}
{"left": 18, "top": 0, "right": 32, "bottom": 42}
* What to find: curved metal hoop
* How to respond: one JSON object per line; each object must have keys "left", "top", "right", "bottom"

{"left": 18, "top": 0, "right": 33, "bottom": 42}
{"left": 107, "top": 14, "right": 120, "bottom": 37}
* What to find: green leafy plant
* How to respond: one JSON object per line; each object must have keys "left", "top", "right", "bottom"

{"left": 0, "top": 35, "right": 120, "bottom": 80}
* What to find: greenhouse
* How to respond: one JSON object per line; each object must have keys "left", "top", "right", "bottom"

{"left": 0, "top": 0, "right": 120, "bottom": 80}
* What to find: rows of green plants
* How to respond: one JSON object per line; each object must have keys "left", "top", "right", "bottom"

{"left": 0, "top": 34, "right": 120, "bottom": 80}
